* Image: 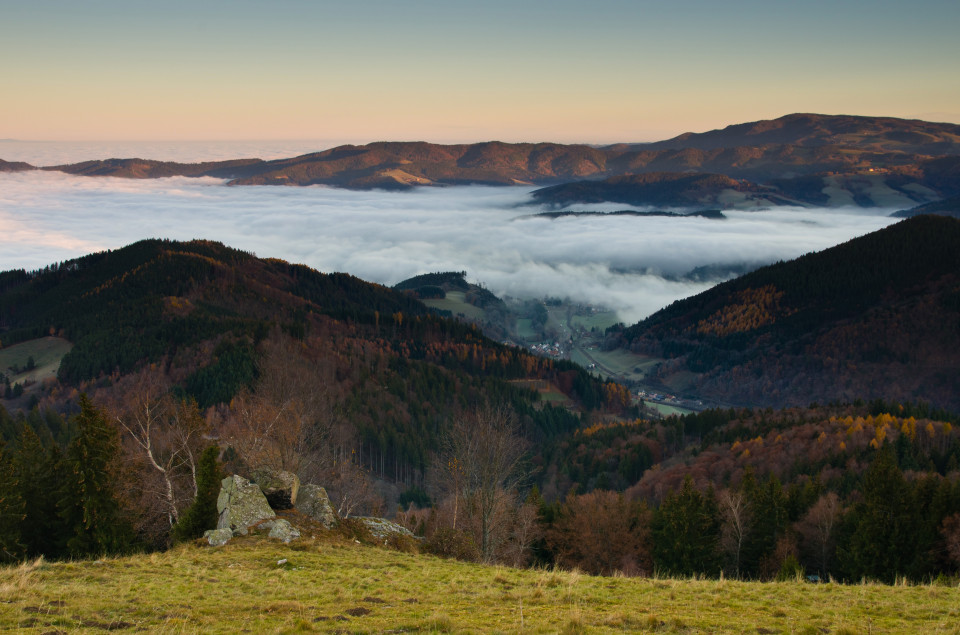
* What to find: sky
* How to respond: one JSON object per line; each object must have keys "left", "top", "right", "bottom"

{"left": 2, "top": 0, "right": 959, "bottom": 145}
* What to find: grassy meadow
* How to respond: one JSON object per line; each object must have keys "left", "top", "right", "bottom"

{"left": 0, "top": 337, "right": 72, "bottom": 386}
{"left": 422, "top": 292, "right": 487, "bottom": 321}
{"left": 2, "top": 534, "right": 958, "bottom": 634}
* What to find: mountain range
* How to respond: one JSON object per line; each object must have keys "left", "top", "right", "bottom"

{"left": 4, "top": 113, "right": 960, "bottom": 208}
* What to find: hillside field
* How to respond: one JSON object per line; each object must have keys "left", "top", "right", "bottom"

{"left": 422, "top": 291, "right": 487, "bottom": 321}
{"left": 0, "top": 336, "right": 72, "bottom": 386}
{"left": 2, "top": 536, "right": 958, "bottom": 634}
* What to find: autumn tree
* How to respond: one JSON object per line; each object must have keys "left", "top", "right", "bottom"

{"left": 547, "top": 490, "right": 652, "bottom": 576}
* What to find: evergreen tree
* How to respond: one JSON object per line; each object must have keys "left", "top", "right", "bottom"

{"left": 741, "top": 473, "right": 789, "bottom": 578}
{"left": 13, "top": 425, "right": 66, "bottom": 558}
{"left": 0, "top": 440, "right": 24, "bottom": 562}
{"left": 59, "top": 394, "right": 133, "bottom": 558}
{"left": 652, "top": 475, "right": 721, "bottom": 577}
{"left": 838, "top": 444, "right": 916, "bottom": 582}
{"left": 170, "top": 445, "right": 223, "bottom": 543}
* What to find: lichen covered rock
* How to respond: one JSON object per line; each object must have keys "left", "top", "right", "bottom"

{"left": 216, "top": 475, "right": 275, "bottom": 533}
{"left": 204, "top": 528, "right": 233, "bottom": 547}
{"left": 267, "top": 518, "right": 301, "bottom": 543}
{"left": 358, "top": 517, "right": 417, "bottom": 541}
{"left": 295, "top": 484, "right": 338, "bottom": 529}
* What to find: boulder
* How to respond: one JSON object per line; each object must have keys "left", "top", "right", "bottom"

{"left": 358, "top": 517, "right": 417, "bottom": 541}
{"left": 251, "top": 468, "right": 300, "bottom": 510}
{"left": 217, "top": 475, "right": 275, "bottom": 533}
{"left": 203, "top": 528, "right": 233, "bottom": 547}
{"left": 267, "top": 519, "right": 301, "bottom": 544}
{"left": 295, "top": 484, "right": 338, "bottom": 529}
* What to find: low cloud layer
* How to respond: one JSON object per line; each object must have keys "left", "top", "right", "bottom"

{"left": 0, "top": 172, "right": 898, "bottom": 323}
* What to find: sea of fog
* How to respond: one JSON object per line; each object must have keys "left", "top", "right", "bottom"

{"left": 0, "top": 170, "right": 899, "bottom": 324}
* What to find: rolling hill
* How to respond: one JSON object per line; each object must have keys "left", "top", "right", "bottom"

{"left": 3, "top": 113, "right": 958, "bottom": 207}
{"left": 0, "top": 239, "right": 616, "bottom": 481}
{"left": 608, "top": 215, "right": 960, "bottom": 410}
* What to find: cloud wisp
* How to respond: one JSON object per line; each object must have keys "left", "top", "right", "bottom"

{"left": 0, "top": 172, "right": 898, "bottom": 323}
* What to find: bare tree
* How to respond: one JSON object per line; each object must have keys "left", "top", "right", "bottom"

{"left": 224, "top": 334, "right": 337, "bottom": 479}
{"left": 719, "top": 489, "right": 751, "bottom": 578}
{"left": 112, "top": 371, "right": 207, "bottom": 528}
{"left": 436, "top": 405, "right": 529, "bottom": 562}
{"left": 796, "top": 492, "right": 842, "bottom": 578}
{"left": 326, "top": 447, "right": 379, "bottom": 518}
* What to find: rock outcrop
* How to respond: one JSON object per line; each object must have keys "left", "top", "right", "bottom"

{"left": 251, "top": 468, "right": 300, "bottom": 509}
{"left": 358, "top": 517, "right": 417, "bottom": 541}
{"left": 217, "top": 475, "right": 275, "bottom": 534}
{"left": 296, "top": 484, "right": 338, "bottom": 529}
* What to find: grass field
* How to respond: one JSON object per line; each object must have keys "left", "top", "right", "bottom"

{"left": 423, "top": 291, "right": 487, "bottom": 321}
{"left": 516, "top": 318, "right": 538, "bottom": 341}
{"left": 569, "top": 311, "right": 620, "bottom": 333}
{"left": 0, "top": 337, "right": 72, "bottom": 385}
{"left": 579, "top": 348, "right": 660, "bottom": 383}
{"left": 2, "top": 535, "right": 958, "bottom": 634}
{"left": 647, "top": 402, "right": 695, "bottom": 417}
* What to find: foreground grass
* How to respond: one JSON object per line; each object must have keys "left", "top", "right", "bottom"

{"left": 2, "top": 535, "right": 959, "bottom": 634}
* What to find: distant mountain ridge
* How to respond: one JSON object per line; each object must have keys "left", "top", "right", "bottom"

{"left": 624, "top": 113, "right": 960, "bottom": 153}
{"left": 3, "top": 113, "right": 959, "bottom": 207}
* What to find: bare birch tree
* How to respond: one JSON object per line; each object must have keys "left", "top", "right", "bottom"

{"left": 113, "top": 371, "right": 207, "bottom": 529}
{"left": 720, "top": 489, "right": 751, "bottom": 578}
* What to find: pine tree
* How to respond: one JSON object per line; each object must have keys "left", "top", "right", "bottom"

{"left": 170, "top": 445, "right": 223, "bottom": 543}
{"left": 59, "top": 394, "right": 133, "bottom": 558}
{"left": 652, "top": 475, "right": 721, "bottom": 577}
{"left": 838, "top": 443, "right": 916, "bottom": 582}
{"left": 0, "top": 440, "right": 25, "bottom": 562}
{"left": 13, "top": 425, "right": 66, "bottom": 558}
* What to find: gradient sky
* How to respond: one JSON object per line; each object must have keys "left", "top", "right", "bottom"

{"left": 2, "top": 0, "right": 958, "bottom": 144}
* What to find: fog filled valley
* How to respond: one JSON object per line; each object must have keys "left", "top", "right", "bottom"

{"left": 0, "top": 170, "right": 899, "bottom": 324}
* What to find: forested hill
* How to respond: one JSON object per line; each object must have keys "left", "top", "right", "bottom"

{"left": 609, "top": 215, "right": 960, "bottom": 410}
{"left": 0, "top": 239, "right": 625, "bottom": 482}
{"left": 0, "top": 239, "right": 426, "bottom": 385}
